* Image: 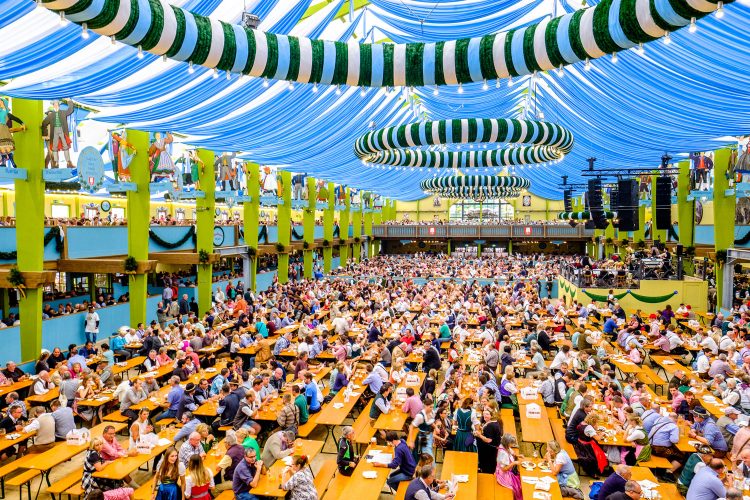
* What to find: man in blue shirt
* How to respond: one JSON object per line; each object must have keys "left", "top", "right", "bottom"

{"left": 690, "top": 407, "right": 728, "bottom": 455}
{"left": 173, "top": 411, "right": 201, "bottom": 442}
{"left": 304, "top": 372, "right": 320, "bottom": 414}
{"left": 648, "top": 413, "right": 681, "bottom": 473}
{"left": 686, "top": 459, "right": 727, "bottom": 500}
{"left": 603, "top": 317, "right": 617, "bottom": 337}
{"left": 273, "top": 332, "right": 291, "bottom": 356}
{"left": 375, "top": 431, "right": 416, "bottom": 492}
{"left": 156, "top": 376, "right": 184, "bottom": 422}
{"left": 67, "top": 346, "right": 87, "bottom": 370}
{"left": 362, "top": 364, "right": 384, "bottom": 395}
{"left": 110, "top": 331, "right": 131, "bottom": 360}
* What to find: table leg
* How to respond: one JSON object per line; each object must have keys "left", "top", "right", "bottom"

{"left": 34, "top": 470, "right": 50, "bottom": 500}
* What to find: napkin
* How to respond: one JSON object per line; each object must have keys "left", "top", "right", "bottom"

{"left": 638, "top": 480, "right": 659, "bottom": 490}
{"left": 532, "top": 492, "right": 551, "bottom": 500}
{"left": 282, "top": 456, "right": 294, "bottom": 465}
{"left": 362, "top": 471, "right": 378, "bottom": 479}
{"left": 535, "top": 482, "right": 551, "bottom": 491}
{"left": 157, "top": 438, "right": 172, "bottom": 446}
{"left": 333, "top": 403, "right": 345, "bottom": 409}
{"left": 452, "top": 475, "right": 469, "bottom": 483}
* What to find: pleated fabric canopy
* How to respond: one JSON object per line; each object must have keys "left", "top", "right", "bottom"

{"left": 0, "top": 0, "right": 748, "bottom": 200}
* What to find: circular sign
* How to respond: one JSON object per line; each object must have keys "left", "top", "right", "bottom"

{"left": 213, "top": 226, "right": 225, "bottom": 246}
{"left": 100, "top": 200, "right": 111, "bottom": 212}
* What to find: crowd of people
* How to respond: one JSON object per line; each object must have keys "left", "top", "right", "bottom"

{"left": 0, "top": 250, "right": 744, "bottom": 500}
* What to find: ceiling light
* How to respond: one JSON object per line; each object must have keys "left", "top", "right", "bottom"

{"left": 137, "top": 45, "right": 144, "bottom": 59}
{"left": 557, "top": 65, "right": 564, "bottom": 76}
{"left": 611, "top": 52, "right": 618, "bottom": 63}
{"left": 716, "top": 1, "right": 724, "bottom": 18}
{"left": 212, "top": 68, "right": 218, "bottom": 78}
{"left": 188, "top": 61, "right": 194, "bottom": 74}
{"left": 312, "top": 84, "right": 319, "bottom": 93}
{"left": 636, "top": 43, "right": 645, "bottom": 55}
{"left": 58, "top": 11, "right": 66, "bottom": 25}
{"left": 508, "top": 76, "right": 513, "bottom": 87}
{"left": 335, "top": 85, "right": 342, "bottom": 95}
{"left": 584, "top": 58, "right": 591, "bottom": 70}
{"left": 226, "top": 70, "right": 231, "bottom": 80}
{"left": 663, "top": 31, "right": 671, "bottom": 44}
{"left": 432, "top": 86, "right": 439, "bottom": 96}
{"left": 457, "top": 83, "right": 464, "bottom": 94}
{"left": 689, "top": 17, "right": 697, "bottom": 33}
{"left": 482, "top": 80, "right": 489, "bottom": 91}
{"left": 81, "top": 23, "right": 89, "bottom": 39}
{"left": 262, "top": 78, "right": 269, "bottom": 88}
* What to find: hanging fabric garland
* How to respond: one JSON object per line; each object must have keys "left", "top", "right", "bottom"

{"left": 0, "top": 226, "right": 63, "bottom": 261}
{"left": 40, "top": 0, "right": 731, "bottom": 88}
{"left": 258, "top": 225, "right": 269, "bottom": 244}
{"left": 148, "top": 226, "right": 196, "bottom": 249}
{"left": 420, "top": 174, "right": 530, "bottom": 201}
{"left": 355, "top": 119, "right": 574, "bottom": 169}
{"left": 581, "top": 290, "right": 629, "bottom": 302}
{"left": 628, "top": 290, "right": 679, "bottom": 303}
{"left": 291, "top": 227, "right": 304, "bottom": 240}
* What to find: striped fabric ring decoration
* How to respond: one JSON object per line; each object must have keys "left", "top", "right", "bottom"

{"left": 355, "top": 118, "right": 574, "bottom": 169}
{"left": 419, "top": 175, "right": 530, "bottom": 200}
{"left": 557, "top": 211, "right": 616, "bottom": 220}
{"left": 42, "top": 0, "right": 730, "bottom": 87}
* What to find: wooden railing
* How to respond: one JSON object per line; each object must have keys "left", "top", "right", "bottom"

{"left": 372, "top": 224, "right": 594, "bottom": 239}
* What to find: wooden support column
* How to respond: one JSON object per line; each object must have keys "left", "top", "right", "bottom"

{"left": 12, "top": 98, "right": 44, "bottom": 359}
{"left": 339, "top": 188, "right": 351, "bottom": 265}
{"left": 125, "top": 130, "right": 151, "bottom": 326}
{"left": 196, "top": 149, "right": 215, "bottom": 314}
{"left": 713, "top": 149, "right": 734, "bottom": 312}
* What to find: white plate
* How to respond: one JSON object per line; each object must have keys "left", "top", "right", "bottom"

{"left": 204, "top": 368, "right": 217, "bottom": 373}
{"left": 521, "top": 461, "right": 536, "bottom": 469}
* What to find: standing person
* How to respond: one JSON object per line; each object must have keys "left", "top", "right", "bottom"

{"left": 184, "top": 454, "right": 214, "bottom": 500}
{"left": 494, "top": 434, "right": 522, "bottom": 500}
{"left": 84, "top": 306, "right": 100, "bottom": 344}
{"left": 452, "top": 398, "right": 478, "bottom": 452}
{"left": 280, "top": 455, "right": 318, "bottom": 500}
{"left": 410, "top": 404, "right": 436, "bottom": 458}
{"left": 152, "top": 447, "right": 185, "bottom": 500}
{"left": 476, "top": 408, "right": 503, "bottom": 474}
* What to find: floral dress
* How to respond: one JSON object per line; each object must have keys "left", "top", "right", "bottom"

{"left": 281, "top": 469, "right": 317, "bottom": 500}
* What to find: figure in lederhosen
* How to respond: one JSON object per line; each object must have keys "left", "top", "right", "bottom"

{"left": 41, "top": 99, "right": 75, "bottom": 168}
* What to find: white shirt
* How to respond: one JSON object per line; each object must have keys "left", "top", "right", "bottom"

{"left": 697, "top": 354, "right": 711, "bottom": 374}
{"left": 550, "top": 351, "right": 570, "bottom": 370}
{"left": 700, "top": 336, "right": 719, "bottom": 355}
{"left": 114, "top": 380, "right": 131, "bottom": 403}
{"left": 85, "top": 312, "right": 100, "bottom": 333}
{"left": 33, "top": 378, "right": 54, "bottom": 395}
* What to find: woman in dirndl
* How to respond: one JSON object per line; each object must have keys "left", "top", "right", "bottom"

{"left": 0, "top": 98, "right": 25, "bottom": 166}
{"left": 494, "top": 433, "right": 522, "bottom": 500}
{"left": 152, "top": 447, "right": 185, "bottom": 500}
{"left": 452, "top": 397, "right": 478, "bottom": 452}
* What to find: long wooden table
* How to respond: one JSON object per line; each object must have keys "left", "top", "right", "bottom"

{"left": 249, "top": 439, "right": 324, "bottom": 497}
{"left": 518, "top": 457, "right": 563, "bottom": 500}
{"left": 333, "top": 444, "right": 391, "bottom": 500}
{"left": 94, "top": 428, "right": 178, "bottom": 481}
{"left": 440, "top": 451, "right": 479, "bottom": 500}
{"left": 374, "top": 372, "right": 426, "bottom": 431}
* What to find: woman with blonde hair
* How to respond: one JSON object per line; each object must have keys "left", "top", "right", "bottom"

{"left": 389, "top": 359, "right": 406, "bottom": 385}
{"left": 195, "top": 423, "right": 216, "bottom": 453}
{"left": 184, "top": 454, "right": 214, "bottom": 500}
{"left": 83, "top": 437, "right": 122, "bottom": 496}
{"left": 499, "top": 366, "right": 518, "bottom": 410}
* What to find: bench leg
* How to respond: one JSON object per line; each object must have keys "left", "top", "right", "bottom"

{"left": 35, "top": 471, "right": 50, "bottom": 500}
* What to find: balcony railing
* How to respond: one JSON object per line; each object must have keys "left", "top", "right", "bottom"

{"left": 372, "top": 224, "right": 594, "bottom": 239}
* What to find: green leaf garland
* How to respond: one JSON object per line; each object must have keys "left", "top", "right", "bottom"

{"left": 148, "top": 226, "right": 196, "bottom": 249}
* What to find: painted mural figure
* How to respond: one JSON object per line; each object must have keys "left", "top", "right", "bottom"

{"left": 214, "top": 152, "right": 238, "bottom": 191}
{"left": 292, "top": 172, "right": 307, "bottom": 200}
{"left": 41, "top": 99, "right": 75, "bottom": 168}
{"left": 188, "top": 150, "right": 204, "bottom": 190}
{"left": 260, "top": 166, "right": 277, "bottom": 194}
{"left": 148, "top": 132, "right": 176, "bottom": 183}
{"left": 110, "top": 131, "right": 136, "bottom": 182}
{"left": 0, "top": 98, "right": 25, "bottom": 168}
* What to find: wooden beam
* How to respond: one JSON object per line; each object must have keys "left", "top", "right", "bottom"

{"left": 147, "top": 252, "right": 221, "bottom": 265}
{"left": 0, "top": 270, "right": 57, "bottom": 289}
{"left": 57, "top": 259, "right": 158, "bottom": 274}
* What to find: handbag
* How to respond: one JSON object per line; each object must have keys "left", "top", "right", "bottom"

{"left": 464, "top": 432, "right": 475, "bottom": 448}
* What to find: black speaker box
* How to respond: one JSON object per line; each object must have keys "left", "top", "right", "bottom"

{"left": 563, "top": 189, "right": 573, "bottom": 213}
{"left": 617, "top": 179, "right": 639, "bottom": 231}
{"left": 655, "top": 176, "right": 672, "bottom": 230}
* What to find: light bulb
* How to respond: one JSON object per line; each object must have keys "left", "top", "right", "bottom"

{"left": 716, "top": 1, "right": 724, "bottom": 18}
{"left": 162, "top": 54, "right": 167, "bottom": 62}
{"left": 58, "top": 11, "right": 66, "bottom": 26}
{"left": 611, "top": 52, "right": 618, "bottom": 63}
{"left": 495, "top": 79, "right": 500, "bottom": 88}
{"left": 482, "top": 80, "right": 489, "bottom": 91}
{"left": 81, "top": 23, "right": 89, "bottom": 39}
{"left": 312, "top": 84, "right": 319, "bottom": 93}
{"left": 188, "top": 61, "right": 194, "bottom": 74}
{"left": 508, "top": 76, "right": 513, "bottom": 87}
{"left": 110, "top": 35, "right": 116, "bottom": 45}
{"left": 212, "top": 68, "right": 218, "bottom": 78}
{"left": 584, "top": 58, "right": 591, "bottom": 70}
{"left": 137, "top": 46, "right": 144, "bottom": 59}
{"left": 432, "top": 86, "right": 439, "bottom": 96}
{"left": 557, "top": 65, "right": 564, "bottom": 76}
{"left": 457, "top": 83, "right": 463, "bottom": 94}
{"left": 637, "top": 42, "right": 645, "bottom": 55}
{"left": 226, "top": 70, "right": 231, "bottom": 80}
{"left": 288, "top": 81, "right": 294, "bottom": 90}
{"left": 335, "top": 85, "right": 342, "bottom": 95}
{"left": 262, "top": 78, "right": 269, "bottom": 88}
{"left": 689, "top": 17, "right": 697, "bottom": 33}
{"left": 360, "top": 88, "right": 366, "bottom": 96}
{"left": 663, "top": 31, "right": 671, "bottom": 44}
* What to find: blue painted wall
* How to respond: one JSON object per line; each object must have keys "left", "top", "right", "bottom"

{"left": 0, "top": 227, "right": 61, "bottom": 263}
{"left": 67, "top": 226, "right": 128, "bottom": 258}
{"left": 149, "top": 226, "right": 195, "bottom": 252}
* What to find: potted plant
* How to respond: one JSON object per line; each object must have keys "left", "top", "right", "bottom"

{"left": 322, "top": 239, "right": 330, "bottom": 247}
{"left": 276, "top": 243, "right": 286, "bottom": 253}
{"left": 8, "top": 266, "right": 26, "bottom": 298}
{"left": 302, "top": 241, "right": 310, "bottom": 250}
{"left": 247, "top": 247, "right": 257, "bottom": 258}
{"left": 715, "top": 249, "right": 728, "bottom": 267}
{"left": 198, "top": 250, "right": 210, "bottom": 264}
{"left": 619, "top": 238, "right": 630, "bottom": 248}
{"left": 124, "top": 256, "right": 138, "bottom": 273}
{"left": 637, "top": 240, "right": 646, "bottom": 249}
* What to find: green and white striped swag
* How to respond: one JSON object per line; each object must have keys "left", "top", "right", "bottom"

{"left": 43, "top": 0, "right": 729, "bottom": 87}
{"left": 420, "top": 174, "right": 531, "bottom": 200}
{"left": 355, "top": 119, "right": 574, "bottom": 169}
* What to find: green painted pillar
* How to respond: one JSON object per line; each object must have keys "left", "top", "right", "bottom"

{"left": 508, "top": 240, "right": 512, "bottom": 254}
{"left": 339, "top": 188, "right": 351, "bottom": 265}
{"left": 124, "top": 130, "right": 151, "bottom": 326}
{"left": 604, "top": 224, "right": 616, "bottom": 257}
{"left": 713, "top": 149, "right": 734, "bottom": 312}
{"left": 244, "top": 163, "right": 260, "bottom": 291}
{"left": 12, "top": 99, "right": 44, "bottom": 360}
{"left": 303, "top": 177, "right": 316, "bottom": 279}
{"left": 364, "top": 194, "right": 373, "bottom": 258}
{"left": 323, "top": 182, "right": 335, "bottom": 273}
{"left": 196, "top": 149, "right": 215, "bottom": 314}
{"left": 651, "top": 174, "right": 667, "bottom": 243}
{"left": 677, "top": 160, "right": 694, "bottom": 247}
{"left": 277, "top": 171, "right": 292, "bottom": 283}
{"left": 372, "top": 204, "right": 382, "bottom": 257}
{"left": 352, "top": 196, "right": 363, "bottom": 263}
{"left": 633, "top": 205, "right": 647, "bottom": 243}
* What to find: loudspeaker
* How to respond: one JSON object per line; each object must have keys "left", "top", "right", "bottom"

{"left": 610, "top": 188, "right": 619, "bottom": 212}
{"left": 655, "top": 176, "right": 672, "bottom": 230}
{"left": 588, "top": 179, "right": 608, "bottom": 229}
{"left": 617, "top": 179, "right": 639, "bottom": 231}
{"left": 564, "top": 189, "right": 573, "bottom": 213}
{"left": 676, "top": 244, "right": 683, "bottom": 257}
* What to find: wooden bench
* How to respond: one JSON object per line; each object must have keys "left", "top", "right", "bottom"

{"left": 352, "top": 400, "right": 376, "bottom": 452}
{"left": 322, "top": 472, "right": 351, "bottom": 500}
{"left": 103, "top": 412, "right": 130, "bottom": 423}
{"left": 47, "top": 470, "right": 84, "bottom": 500}
{"left": 550, "top": 418, "right": 578, "bottom": 460}
{"left": 395, "top": 481, "right": 408, "bottom": 500}
{"left": 297, "top": 411, "right": 319, "bottom": 438}
{"left": 213, "top": 491, "right": 234, "bottom": 500}
{"left": 499, "top": 409, "right": 517, "bottom": 441}
{"left": 64, "top": 481, "right": 84, "bottom": 499}
{"left": 6, "top": 469, "right": 41, "bottom": 500}
{"left": 0, "top": 453, "right": 38, "bottom": 499}
{"left": 638, "top": 455, "right": 674, "bottom": 469}
{"left": 313, "top": 460, "right": 338, "bottom": 498}
{"left": 132, "top": 478, "right": 157, "bottom": 500}
{"left": 477, "top": 472, "right": 514, "bottom": 500}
